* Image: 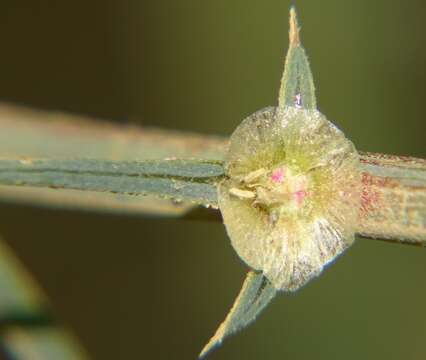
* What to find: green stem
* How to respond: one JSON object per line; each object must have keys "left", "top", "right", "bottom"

{"left": 0, "top": 159, "right": 223, "bottom": 207}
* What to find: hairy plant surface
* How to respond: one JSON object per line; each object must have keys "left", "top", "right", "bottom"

{"left": 219, "top": 107, "right": 360, "bottom": 291}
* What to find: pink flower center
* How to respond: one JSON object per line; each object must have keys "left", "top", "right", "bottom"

{"left": 271, "top": 168, "right": 285, "bottom": 183}
{"left": 293, "top": 190, "right": 307, "bottom": 206}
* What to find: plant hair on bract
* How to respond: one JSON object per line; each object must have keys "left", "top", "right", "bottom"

{"left": 218, "top": 106, "right": 361, "bottom": 291}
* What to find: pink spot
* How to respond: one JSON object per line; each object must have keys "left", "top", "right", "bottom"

{"left": 293, "top": 190, "right": 307, "bottom": 206}
{"left": 271, "top": 168, "right": 285, "bottom": 183}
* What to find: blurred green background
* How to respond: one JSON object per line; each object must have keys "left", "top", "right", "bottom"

{"left": 0, "top": 1, "right": 425, "bottom": 359}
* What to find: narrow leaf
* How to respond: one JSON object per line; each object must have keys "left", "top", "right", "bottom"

{"left": 0, "top": 239, "right": 47, "bottom": 321}
{"left": 0, "top": 159, "right": 224, "bottom": 207}
{"left": 278, "top": 7, "right": 316, "bottom": 110}
{"left": 0, "top": 237, "right": 89, "bottom": 358}
{"left": 199, "top": 271, "right": 277, "bottom": 358}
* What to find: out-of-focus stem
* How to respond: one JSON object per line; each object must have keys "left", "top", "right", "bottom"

{"left": 0, "top": 103, "right": 226, "bottom": 161}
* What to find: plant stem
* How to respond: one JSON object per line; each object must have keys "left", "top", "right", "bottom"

{"left": 0, "top": 103, "right": 425, "bottom": 244}
{"left": 358, "top": 152, "right": 426, "bottom": 244}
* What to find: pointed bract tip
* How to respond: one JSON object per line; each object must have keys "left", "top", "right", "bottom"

{"left": 289, "top": 6, "right": 300, "bottom": 47}
{"left": 198, "top": 329, "right": 223, "bottom": 359}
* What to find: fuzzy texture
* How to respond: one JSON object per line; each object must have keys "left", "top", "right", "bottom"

{"left": 218, "top": 106, "right": 360, "bottom": 291}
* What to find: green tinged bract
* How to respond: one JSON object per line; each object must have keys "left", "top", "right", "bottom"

{"left": 218, "top": 106, "right": 360, "bottom": 291}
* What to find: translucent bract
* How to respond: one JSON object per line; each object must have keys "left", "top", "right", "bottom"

{"left": 218, "top": 106, "right": 360, "bottom": 291}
